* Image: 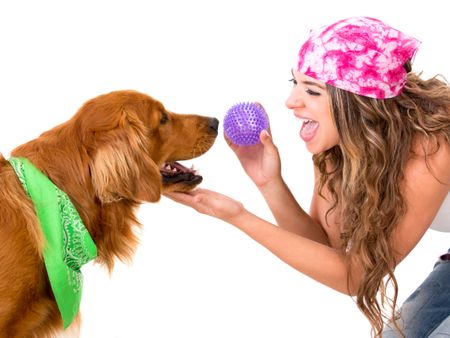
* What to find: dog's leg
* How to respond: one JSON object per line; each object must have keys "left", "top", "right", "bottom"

{"left": 7, "top": 299, "right": 63, "bottom": 338}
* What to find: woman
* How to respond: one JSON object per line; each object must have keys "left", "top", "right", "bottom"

{"left": 166, "top": 17, "right": 450, "bottom": 337}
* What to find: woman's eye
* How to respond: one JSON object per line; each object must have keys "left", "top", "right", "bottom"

{"left": 289, "top": 78, "right": 298, "bottom": 85}
{"left": 306, "top": 89, "right": 321, "bottom": 96}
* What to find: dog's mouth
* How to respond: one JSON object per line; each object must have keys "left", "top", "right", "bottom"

{"left": 160, "top": 161, "right": 203, "bottom": 185}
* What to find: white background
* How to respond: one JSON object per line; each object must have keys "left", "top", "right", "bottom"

{"left": 1, "top": 1, "right": 449, "bottom": 337}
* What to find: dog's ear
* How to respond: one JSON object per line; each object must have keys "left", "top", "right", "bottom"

{"left": 87, "top": 106, "right": 162, "bottom": 204}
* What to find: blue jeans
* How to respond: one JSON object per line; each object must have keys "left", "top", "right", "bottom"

{"left": 382, "top": 250, "right": 450, "bottom": 338}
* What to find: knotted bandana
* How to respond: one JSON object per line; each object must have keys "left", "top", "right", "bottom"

{"left": 297, "top": 17, "right": 421, "bottom": 99}
{"left": 9, "top": 157, "right": 97, "bottom": 329}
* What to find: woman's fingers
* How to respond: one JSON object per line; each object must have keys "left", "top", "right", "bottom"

{"left": 165, "top": 189, "right": 244, "bottom": 222}
{"left": 223, "top": 132, "right": 239, "bottom": 152}
{"left": 260, "top": 129, "right": 278, "bottom": 155}
{"left": 165, "top": 189, "right": 217, "bottom": 218}
{"left": 164, "top": 189, "right": 211, "bottom": 208}
{"left": 164, "top": 191, "right": 197, "bottom": 207}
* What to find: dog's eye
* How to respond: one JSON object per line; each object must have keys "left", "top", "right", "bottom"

{"left": 160, "top": 112, "right": 169, "bottom": 125}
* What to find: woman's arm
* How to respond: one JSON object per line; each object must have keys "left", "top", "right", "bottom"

{"left": 248, "top": 138, "right": 450, "bottom": 293}
{"left": 235, "top": 131, "right": 329, "bottom": 245}
{"left": 258, "top": 177, "right": 329, "bottom": 245}
{"left": 167, "top": 130, "right": 450, "bottom": 296}
{"left": 165, "top": 188, "right": 357, "bottom": 295}
{"left": 165, "top": 139, "right": 449, "bottom": 295}
{"left": 229, "top": 208, "right": 356, "bottom": 294}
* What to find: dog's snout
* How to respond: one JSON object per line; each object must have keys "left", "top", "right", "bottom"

{"left": 208, "top": 117, "right": 219, "bottom": 134}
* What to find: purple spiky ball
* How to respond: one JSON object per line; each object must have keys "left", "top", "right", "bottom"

{"left": 223, "top": 102, "right": 269, "bottom": 146}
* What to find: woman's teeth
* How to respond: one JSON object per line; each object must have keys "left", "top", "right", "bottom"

{"left": 299, "top": 118, "right": 316, "bottom": 125}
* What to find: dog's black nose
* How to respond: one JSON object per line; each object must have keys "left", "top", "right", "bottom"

{"left": 208, "top": 117, "right": 219, "bottom": 134}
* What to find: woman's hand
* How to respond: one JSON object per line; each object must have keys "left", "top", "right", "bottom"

{"left": 164, "top": 189, "right": 246, "bottom": 223}
{"left": 226, "top": 129, "right": 282, "bottom": 189}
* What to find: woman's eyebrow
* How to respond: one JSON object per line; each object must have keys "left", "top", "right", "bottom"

{"left": 291, "top": 69, "right": 326, "bottom": 90}
{"left": 301, "top": 80, "right": 326, "bottom": 90}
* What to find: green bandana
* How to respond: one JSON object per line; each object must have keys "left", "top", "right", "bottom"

{"left": 8, "top": 157, "right": 97, "bottom": 329}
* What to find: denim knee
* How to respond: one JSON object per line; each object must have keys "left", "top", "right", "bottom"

{"left": 428, "top": 315, "right": 450, "bottom": 337}
{"left": 382, "top": 252, "right": 450, "bottom": 338}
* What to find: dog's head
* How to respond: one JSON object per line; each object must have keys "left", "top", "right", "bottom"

{"left": 74, "top": 90, "right": 218, "bottom": 204}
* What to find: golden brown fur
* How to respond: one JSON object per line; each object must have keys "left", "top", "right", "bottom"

{"left": 0, "top": 90, "right": 218, "bottom": 337}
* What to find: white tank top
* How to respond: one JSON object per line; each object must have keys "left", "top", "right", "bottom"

{"left": 430, "top": 193, "right": 450, "bottom": 232}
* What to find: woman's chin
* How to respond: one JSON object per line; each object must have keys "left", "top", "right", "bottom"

{"left": 305, "top": 140, "right": 338, "bottom": 155}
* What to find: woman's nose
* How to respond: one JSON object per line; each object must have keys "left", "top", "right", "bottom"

{"left": 285, "top": 90, "right": 303, "bottom": 109}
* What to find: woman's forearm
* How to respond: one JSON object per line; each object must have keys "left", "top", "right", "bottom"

{"left": 258, "top": 178, "right": 329, "bottom": 245}
{"left": 164, "top": 189, "right": 358, "bottom": 294}
{"left": 228, "top": 209, "right": 358, "bottom": 295}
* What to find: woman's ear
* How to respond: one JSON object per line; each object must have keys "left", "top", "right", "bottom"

{"left": 89, "top": 108, "right": 162, "bottom": 204}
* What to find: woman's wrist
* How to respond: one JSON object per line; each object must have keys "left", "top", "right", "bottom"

{"left": 257, "top": 176, "right": 286, "bottom": 196}
{"left": 213, "top": 197, "right": 249, "bottom": 226}
{"left": 226, "top": 207, "right": 255, "bottom": 231}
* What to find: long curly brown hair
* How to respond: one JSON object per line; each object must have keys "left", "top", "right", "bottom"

{"left": 312, "top": 64, "right": 450, "bottom": 337}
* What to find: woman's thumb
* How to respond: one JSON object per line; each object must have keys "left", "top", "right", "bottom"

{"left": 260, "top": 130, "right": 277, "bottom": 153}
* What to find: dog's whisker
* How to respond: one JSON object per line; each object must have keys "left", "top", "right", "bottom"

{"left": 192, "top": 137, "right": 215, "bottom": 158}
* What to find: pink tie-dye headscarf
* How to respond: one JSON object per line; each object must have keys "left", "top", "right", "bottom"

{"left": 297, "top": 17, "right": 421, "bottom": 99}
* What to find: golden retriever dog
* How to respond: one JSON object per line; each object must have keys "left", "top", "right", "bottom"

{"left": 0, "top": 90, "right": 218, "bottom": 337}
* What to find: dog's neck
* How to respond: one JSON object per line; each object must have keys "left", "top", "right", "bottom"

{"left": 11, "top": 124, "right": 141, "bottom": 272}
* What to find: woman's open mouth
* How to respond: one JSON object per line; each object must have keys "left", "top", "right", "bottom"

{"left": 300, "top": 119, "right": 319, "bottom": 142}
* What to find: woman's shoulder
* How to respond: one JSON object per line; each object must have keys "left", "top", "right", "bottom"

{"left": 409, "top": 135, "right": 450, "bottom": 232}
{"left": 387, "top": 136, "right": 449, "bottom": 262}
{"left": 408, "top": 135, "right": 450, "bottom": 185}
{"left": 430, "top": 192, "right": 450, "bottom": 232}
{"left": 402, "top": 134, "right": 449, "bottom": 229}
